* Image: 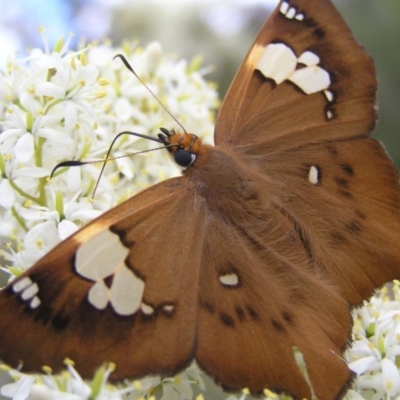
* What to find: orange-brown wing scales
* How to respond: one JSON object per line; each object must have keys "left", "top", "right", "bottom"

{"left": 215, "top": 0, "right": 376, "bottom": 149}
{"left": 260, "top": 138, "right": 400, "bottom": 305}
{"left": 0, "top": 177, "right": 206, "bottom": 380}
{"left": 196, "top": 207, "right": 353, "bottom": 400}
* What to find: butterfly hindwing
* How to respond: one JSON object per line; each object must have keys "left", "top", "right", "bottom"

{"left": 258, "top": 137, "right": 400, "bottom": 305}
{"left": 196, "top": 198, "right": 353, "bottom": 399}
{"left": 0, "top": 177, "right": 204, "bottom": 379}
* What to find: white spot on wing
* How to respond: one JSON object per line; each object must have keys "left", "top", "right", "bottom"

{"left": 298, "top": 51, "right": 320, "bottom": 66}
{"left": 12, "top": 277, "right": 32, "bottom": 293}
{"left": 256, "top": 43, "right": 297, "bottom": 84}
{"left": 324, "top": 90, "right": 334, "bottom": 102}
{"left": 141, "top": 303, "right": 154, "bottom": 315}
{"left": 21, "top": 283, "right": 39, "bottom": 301}
{"left": 110, "top": 266, "right": 144, "bottom": 316}
{"left": 12, "top": 277, "right": 41, "bottom": 309}
{"left": 163, "top": 304, "right": 174, "bottom": 313}
{"left": 327, "top": 110, "right": 334, "bottom": 119}
{"left": 75, "top": 229, "right": 129, "bottom": 281}
{"left": 309, "top": 166, "right": 319, "bottom": 185}
{"left": 286, "top": 7, "right": 296, "bottom": 19}
{"left": 280, "top": 2, "right": 304, "bottom": 21}
{"left": 280, "top": 1, "right": 289, "bottom": 15}
{"left": 78, "top": 230, "right": 146, "bottom": 315}
{"left": 30, "top": 296, "right": 41, "bottom": 309}
{"left": 88, "top": 280, "right": 109, "bottom": 310}
{"left": 256, "top": 44, "right": 331, "bottom": 96}
{"left": 219, "top": 273, "right": 239, "bottom": 286}
{"left": 289, "top": 66, "right": 330, "bottom": 94}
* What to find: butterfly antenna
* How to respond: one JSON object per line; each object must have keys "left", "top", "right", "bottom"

{"left": 91, "top": 130, "right": 161, "bottom": 196}
{"left": 114, "top": 54, "right": 187, "bottom": 133}
{"left": 50, "top": 131, "right": 172, "bottom": 198}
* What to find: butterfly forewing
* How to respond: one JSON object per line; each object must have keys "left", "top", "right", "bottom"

{"left": 215, "top": 0, "right": 376, "bottom": 150}
{"left": 0, "top": 178, "right": 205, "bottom": 379}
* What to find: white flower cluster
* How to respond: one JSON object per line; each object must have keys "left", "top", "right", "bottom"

{"left": 0, "top": 28, "right": 218, "bottom": 274}
{"left": 345, "top": 283, "right": 400, "bottom": 400}
{"left": 258, "top": 285, "right": 400, "bottom": 400}
{"left": 1, "top": 361, "right": 206, "bottom": 400}
{"left": 0, "top": 28, "right": 217, "bottom": 400}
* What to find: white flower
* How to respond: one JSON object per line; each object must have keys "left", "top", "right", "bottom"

{"left": 0, "top": 179, "right": 15, "bottom": 209}
{"left": 0, "top": 374, "right": 36, "bottom": 400}
{"left": 345, "top": 282, "right": 400, "bottom": 399}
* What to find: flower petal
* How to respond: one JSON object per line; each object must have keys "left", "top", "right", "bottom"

{"left": 15, "top": 133, "right": 34, "bottom": 163}
{"left": 35, "top": 82, "right": 65, "bottom": 98}
{"left": 13, "top": 167, "right": 49, "bottom": 179}
{"left": 381, "top": 358, "right": 400, "bottom": 395}
{"left": 0, "top": 179, "right": 16, "bottom": 209}
{"left": 58, "top": 219, "right": 79, "bottom": 240}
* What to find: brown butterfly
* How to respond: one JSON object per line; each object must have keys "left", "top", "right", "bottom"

{"left": 0, "top": 0, "right": 399, "bottom": 399}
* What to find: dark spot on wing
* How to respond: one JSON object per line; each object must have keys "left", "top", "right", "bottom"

{"left": 313, "top": 27, "right": 325, "bottom": 39}
{"left": 201, "top": 300, "right": 215, "bottom": 314}
{"left": 338, "top": 189, "right": 352, "bottom": 199}
{"left": 236, "top": 306, "right": 246, "bottom": 322}
{"left": 35, "top": 304, "right": 52, "bottom": 324}
{"left": 220, "top": 312, "right": 235, "bottom": 328}
{"left": 326, "top": 146, "right": 338, "bottom": 157}
{"left": 330, "top": 231, "right": 347, "bottom": 245}
{"left": 304, "top": 18, "right": 317, "bottom": 28}
{"left": 271, "top": 318, "right": 285, "bottom": 332}
{"left": 340, "top": 163, "right": 354, "bottom": 176}
{"left": 335, "top": 177, "right": 348, "bottom": 188}
{"left": 282, "top": 310, "right": 294, "bottom": 325}
{"left": 347, "top": 220, "right": 362, "bottom": 234}
{"left": 246, "top": 305, "right": 260, "bottom": 321}
{"left": 52, "top": 311, "right": 71, "bottom": 330}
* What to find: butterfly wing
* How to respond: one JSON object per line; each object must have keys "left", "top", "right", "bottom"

{"left": 214, "top": 0, "right": 400, "bottom": 305}
{"left": 196, "top": 201, "right": 353, "bottom": 400}
{"left": 260, "top": 138, "right": 400, "bottom": 305}
{"left": 0, "top": 177, "right": 206, "bottom": 379}
{"left": 215, "top": 0, "right": 376, "bottom": 148}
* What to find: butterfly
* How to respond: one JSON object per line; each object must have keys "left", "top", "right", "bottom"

{"left": 1, "top": 0, "right": 400, "bottom": 399}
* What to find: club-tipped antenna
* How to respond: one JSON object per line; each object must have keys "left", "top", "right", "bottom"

{"left": 114, "top": 54, "right": 187, "bottom": 133}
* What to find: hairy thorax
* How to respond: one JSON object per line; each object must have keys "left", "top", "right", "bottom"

{"left": 184, "top": 144, "right": 271, "bottom": 218}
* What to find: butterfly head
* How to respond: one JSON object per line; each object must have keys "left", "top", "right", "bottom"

{"left": 158, "top": 127, "right": 201, "bottom": 168}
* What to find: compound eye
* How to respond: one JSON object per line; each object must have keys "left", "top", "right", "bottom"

{"left": 174, "top": 149, "right": 195, "bottom": 167}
